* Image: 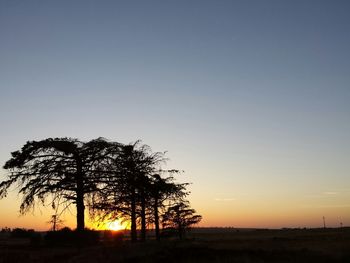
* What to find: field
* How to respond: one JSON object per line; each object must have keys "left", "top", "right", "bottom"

{"left": 0, "top": 228, "right": 349, "bottom": 262}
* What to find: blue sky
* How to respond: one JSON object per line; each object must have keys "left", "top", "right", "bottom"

{"left": 0, "top": 0, "right": 350, "bottom": 229}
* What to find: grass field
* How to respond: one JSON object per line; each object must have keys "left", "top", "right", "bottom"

{"left": 0, "top": 228, "right": 349, "bottom": 262}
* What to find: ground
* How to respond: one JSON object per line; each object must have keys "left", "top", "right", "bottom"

{"left": 0, "top": 228, "right": 349, "bottom": 262}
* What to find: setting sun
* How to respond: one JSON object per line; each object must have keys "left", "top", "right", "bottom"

{"left": 106, "top": 220, "right": 125, "bottom": 231}
{"left": 89, "top": 218, "right": 129, "bottom": 231}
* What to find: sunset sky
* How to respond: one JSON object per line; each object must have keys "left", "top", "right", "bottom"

{"left": 0, "top": 0, "right": 350, "bottom": 230}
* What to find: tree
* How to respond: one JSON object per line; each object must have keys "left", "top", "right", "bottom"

{"left": 47, "top": 214, "right": 64, "bottom": 231}
{"left": 149, "top": 173, "right": 188, "bottom": 241}
{"left": 0, "top": 137, "right": 114, "bottom": 233}
{"left": 161, "top": 201, "right": 202, "bottom": 240}
{"left": 91, "top": 141, "right": 166, "bottom": 242}
{"left": 1, "top": 137, "right": 200, "bottom": 242}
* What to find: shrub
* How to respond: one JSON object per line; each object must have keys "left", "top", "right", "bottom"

{"left": 45, "top": 228, "right": 100, "bottom": 246}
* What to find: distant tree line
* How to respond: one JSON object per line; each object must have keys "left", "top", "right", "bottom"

{"left": 0, "top": 138, "right": 201, "bottom": 241}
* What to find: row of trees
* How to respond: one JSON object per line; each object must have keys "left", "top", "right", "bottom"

{"left": 0, "top": 138, "right": 201, "bottom": 241}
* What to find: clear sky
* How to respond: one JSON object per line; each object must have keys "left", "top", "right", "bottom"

{"left": 0, "top": 0, "right": 350, "bottom": 230}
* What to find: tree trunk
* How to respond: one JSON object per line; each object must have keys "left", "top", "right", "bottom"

{"left": 177, "top": 212, "right": 182, "bottom": 240}
{"left": 130, "top": 188, "right": 137, "bottom": 242}
{"left": 76, "top": 158, "right": 85, "bottom": 233}
{"left": 53, "top": 215, "right": 57, "bottom": 231}
{"left": 140, "top": 192, "right": 146, "bottom": 241}
{"left": 178, "top": 222, "right": 183, "bottom": 240}
{"left": 154, "top": 196, "right": 160, "bottom": 241}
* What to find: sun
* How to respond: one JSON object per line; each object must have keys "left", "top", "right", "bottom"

{"left": 106, "top": 220, "right": 124, "bottom": 231}
{"left": 90, "top": 218, "right": 128, "bottom": 231}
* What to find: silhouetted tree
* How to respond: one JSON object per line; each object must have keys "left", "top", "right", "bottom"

{"left": 149, "top": 173, "right": 188, "bottom": 241}
{"left": 0, "top": 137, "right": 115, "bottom": 233}
{"left": 162, "top": 201, "right": 202, "bottom": 240}
{"left": 91, "top": 141, "right": 165, "bottom": 241}
{"left": 91, "top": 141, "right": 184, "bottom": 242}
{"left": 1, "top": 137, "right": 200, "bottom": 242}
{"left": 47, "top": 214, "right": 64, "bottom": 231}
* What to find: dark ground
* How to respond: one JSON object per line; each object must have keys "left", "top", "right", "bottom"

{"left": 0, "top": 228, "right": 349, "bottom": 262}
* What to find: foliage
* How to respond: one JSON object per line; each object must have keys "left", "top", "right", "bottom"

{"left": 90, "top": 141, "right": 190, "bottom": 241}
{"left": 0, "top": 137, "right": 201, "bottom": 241}
{"left": 162, "top": 201, "right": 202, "bottom": 239}
{"left": 11, "top": 228, "right": 35, "bottom": 238}
{"left": 0, "top": 137, "right": 116, "bottom": 232}
{"left": 45, "top": 227, "right": 99, "bottom": 246}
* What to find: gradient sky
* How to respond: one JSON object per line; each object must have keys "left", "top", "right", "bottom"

{"left": 1, "top": 0, "right": 350, "bottom": 230}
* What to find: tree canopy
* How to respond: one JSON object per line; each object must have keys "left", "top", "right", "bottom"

{"left": 0, "top": 137, "right": 201, "bottom": 241}
{"left": 162, "top": 201, "right": 202, "bottom": 239}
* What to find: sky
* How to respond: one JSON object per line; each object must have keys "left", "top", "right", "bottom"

{"left": 0, "top": 0, "right": 350, "bottom": 230}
